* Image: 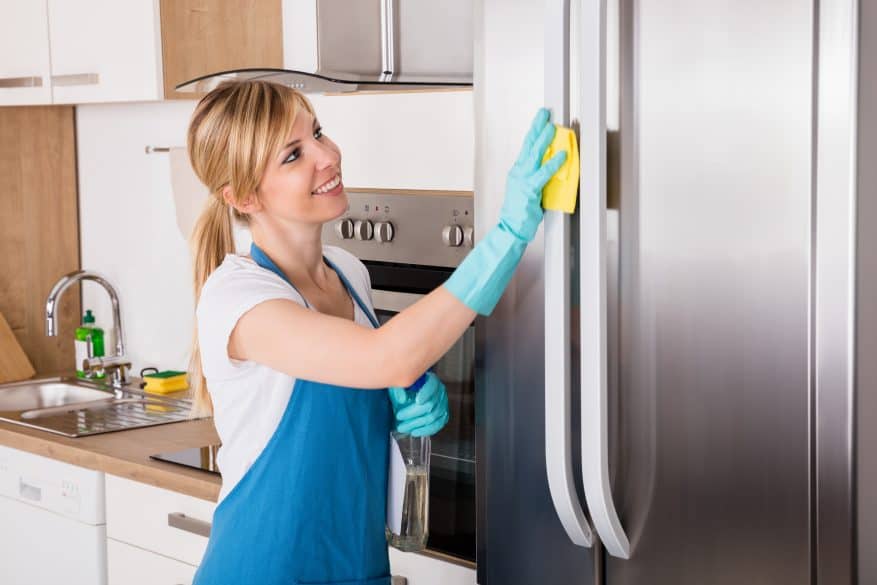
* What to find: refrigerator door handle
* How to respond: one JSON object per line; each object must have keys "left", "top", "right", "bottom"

{"left": 544, "top": 0, "right": 594, "bottom": 548}
{"left": 579, "top": 0, "right": 631, "bottom": 560}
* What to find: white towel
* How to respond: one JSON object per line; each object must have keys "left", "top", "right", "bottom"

{"left": 168, "top": 147, "right": 253, "bottom": 253}
{"left": 168, "top": 147, "right": 209, "bottom": 242}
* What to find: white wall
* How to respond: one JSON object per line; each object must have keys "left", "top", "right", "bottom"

{"left": 76, "top": 90, "right": 474, "bottom": 376}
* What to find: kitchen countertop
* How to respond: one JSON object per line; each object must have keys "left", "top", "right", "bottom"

{"left": 0, "top": 413, "right": 221, "bottom": 502}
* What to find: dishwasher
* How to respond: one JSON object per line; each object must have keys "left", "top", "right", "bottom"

{"left": 0, "top": 444, "right": 106, "bottom": 585}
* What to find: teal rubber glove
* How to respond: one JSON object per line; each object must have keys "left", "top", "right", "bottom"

{"left": 499, "top": 107, "right": 567, "bottom": 242}
{"left": 388, "top": 372, "right": 450, "bottom": 437}
{"left": 444, "top": 107, "right": 567, "bottom": 315}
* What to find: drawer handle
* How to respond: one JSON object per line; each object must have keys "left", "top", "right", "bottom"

{"left": 168, "top": 512, "right": 211, "bottom": 538}
{"left": 0, "top": 76, "right": 43, "bottom": 88}
{"left": 51, "top": 73, "right": 99, "bottom": 86}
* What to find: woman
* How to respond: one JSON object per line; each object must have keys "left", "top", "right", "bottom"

{"left": 187, "top": 80, "right": 565, "bottom": 585}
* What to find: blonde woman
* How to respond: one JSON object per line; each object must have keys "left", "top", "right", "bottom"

{"left": 187, "top": 80, "right": 565, "bottom": 585}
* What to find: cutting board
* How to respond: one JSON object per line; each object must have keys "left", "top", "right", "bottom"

{"left": 0, "top": 311, "right": 35, "bottom": 384}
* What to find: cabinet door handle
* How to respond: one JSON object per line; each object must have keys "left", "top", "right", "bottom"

{"left": 168, "top": 512, "right": 211, "bottom": 537}
{"left": 51, "top": 73, "right": 99, "bottom": 86}
{"left": 0, "top": 76, "right": 43, "bottom": 88}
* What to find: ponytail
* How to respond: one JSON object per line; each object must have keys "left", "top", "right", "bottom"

{"left": 189, "top": 197, "right": 235, "bottom": 417}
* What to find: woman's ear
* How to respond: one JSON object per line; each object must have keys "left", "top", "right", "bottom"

{"left": 221, "top": 185, "right": 261, "bottom": 214}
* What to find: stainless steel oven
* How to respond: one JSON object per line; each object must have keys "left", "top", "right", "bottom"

{"left": 323, "top": 189, "right": 476, "bottom": 566}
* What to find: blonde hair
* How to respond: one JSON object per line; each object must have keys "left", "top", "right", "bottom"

{"left": 187, "top": 80, "right": 315, "bottom": 417}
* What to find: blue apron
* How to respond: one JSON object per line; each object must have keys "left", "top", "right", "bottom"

{"left": 193, "top": 243, "right": 392, "bottom": 585}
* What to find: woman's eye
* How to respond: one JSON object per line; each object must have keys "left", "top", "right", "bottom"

{"left": 314, "top": 127, "right": 323, "bottom": 139}
{"left": 283, "top": 148, "right": 301, "bottom": 164}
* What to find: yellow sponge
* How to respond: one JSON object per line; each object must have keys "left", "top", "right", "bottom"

{"left": 143, "top": 370, "right": 189, "bottom": 394}
{"left": 541, "top": 125, "right": 580, "bottom": 214}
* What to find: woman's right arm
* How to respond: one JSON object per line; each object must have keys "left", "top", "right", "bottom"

{"left": 229, "top": 285, "right": 475, "bottom": 389}
{"left": 229, "top": 108, "right": 565, "bottom": 390}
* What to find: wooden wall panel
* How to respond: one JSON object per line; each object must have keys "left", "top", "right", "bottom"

{"left": 0, "top": 106, "right": 80, "bottom": 375}
{"left": 160, "top": 0, "right": 283, "bottom": 100}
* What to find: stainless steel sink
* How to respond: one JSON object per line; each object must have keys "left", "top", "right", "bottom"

{"left": 0, "top": 376, "right": 199, "bottom": 437}
{"left": 0, "top": 381, "right": 115, "bottom": 412}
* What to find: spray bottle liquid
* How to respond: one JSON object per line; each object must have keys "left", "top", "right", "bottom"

{"left": 387, "top": 373, "right": 432, "bottom": 552}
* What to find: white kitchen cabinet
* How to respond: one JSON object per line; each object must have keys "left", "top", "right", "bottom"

{"left": 105, "top": 474, "right": 215, "bottom": 566}
{"left": 389, "top": 548, "right": 476, "bottom": 585}
{"left": 48, "top": 0, "right": 163, "bottom": 104}
{"left": 0, "top": 0, "right": 162, "bottom": 106}
{"left": 107, "top": 538, "right": 197, "bottom": 585}
{"left": 104, "top": 474, "right": 474, "bottom": 584}
{"left": 0, "top": 1, "right": 52, "bottom": 105}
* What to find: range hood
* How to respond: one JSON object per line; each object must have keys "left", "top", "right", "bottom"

{"left": 175, "top": 0, "right": 473, "bottom": 94}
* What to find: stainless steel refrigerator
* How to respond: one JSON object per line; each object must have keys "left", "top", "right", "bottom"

{"left": 473, "top": 0, "right": 876, "bottom": 583}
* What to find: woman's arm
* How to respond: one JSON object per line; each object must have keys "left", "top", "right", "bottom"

{"left": 229, "top": 286, "right": 474, "bottom": 389}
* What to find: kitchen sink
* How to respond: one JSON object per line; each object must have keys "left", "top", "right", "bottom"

{"left": 0, "top": 376, "right": 198, "bottom": 437}
{"left": 0, "top": 380, "right": 115, "bottom": 412}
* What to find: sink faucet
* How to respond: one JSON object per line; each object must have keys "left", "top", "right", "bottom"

{"left": 45, "top": 270, "right": 130, "bottom": 388}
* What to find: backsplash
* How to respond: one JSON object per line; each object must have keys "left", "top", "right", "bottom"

{"left": 75, "top": 91, "right": 474, "bottom": 377}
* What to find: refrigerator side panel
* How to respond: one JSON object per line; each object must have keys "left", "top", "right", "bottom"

{"left": 608, "top": 1, "right": 812, "bottom": 583}
{"left": 475, "top": 0, "right": 594, "bottom": 583}
{"left": 857, "top": 1, "right": 877, "bottom": 582}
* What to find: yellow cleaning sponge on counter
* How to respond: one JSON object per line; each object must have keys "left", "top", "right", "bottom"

{"left": 142, "top": 370, "right": 189, "bottom": 394}
{"left": 541, "top": 125, "right": 580, "bottom": 214}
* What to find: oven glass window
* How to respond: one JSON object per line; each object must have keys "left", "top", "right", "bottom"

{"left": 376, "top": 309, "right": 476, "bottom": 563}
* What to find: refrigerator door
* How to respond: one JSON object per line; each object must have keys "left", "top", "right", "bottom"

{"left": 607, "top": 0, "right": 813, "bottom": 582}
{"left": 475, "top": 0, "right": 595, "bottom": 583}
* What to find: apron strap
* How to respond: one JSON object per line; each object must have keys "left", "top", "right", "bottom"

{"left": 323, "top": 255, "right": 380, "bottom": 327}
{"left": 250, "top": 243, "right": 379, "bottom": 328}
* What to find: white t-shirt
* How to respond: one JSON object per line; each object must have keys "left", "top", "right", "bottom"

{"left": 196, "top": 246, "right": 376, "bottom": 503}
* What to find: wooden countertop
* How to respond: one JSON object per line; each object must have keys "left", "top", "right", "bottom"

{"left": 0, "top": 415, "right": 222, "bottom": 502}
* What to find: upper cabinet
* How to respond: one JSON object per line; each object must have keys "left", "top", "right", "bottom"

{"left": 160, "top": 0, "right": 283, "bottom": 100}
{"left": 0, "top": 2, "right": 52, "bottom": 105}
{"left": 0, "top": 0, "right": 162, "bottom": 106}
{"left": 48, "top": 0, "right": 163, "bottom": 104}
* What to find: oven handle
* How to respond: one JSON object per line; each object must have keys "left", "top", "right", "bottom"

{"left": 372, "top": 289, "right": 424, "bottom": 313}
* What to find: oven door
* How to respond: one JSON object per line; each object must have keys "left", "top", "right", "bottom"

{"left": 372, "top": 288, "right": 476, "bottom": 566}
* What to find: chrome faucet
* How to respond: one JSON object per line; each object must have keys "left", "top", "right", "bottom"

{"left": 45, "top": 270, "right": 130, "bottom": 388}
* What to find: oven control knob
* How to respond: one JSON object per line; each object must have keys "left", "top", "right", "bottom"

{"left": 442, "top": 224, "right": 464, "bottom": 247}
{"left": 375, "top": 221, "right": 395, "bottom": 243}
{"left": 335, "top": 218, "right": 354, "bottom": 240}
{"left": 463, "top": 226, "right": 474, "bottom": 248}
{"left": 354, "top": 219, "right": 374, "bottom": 241}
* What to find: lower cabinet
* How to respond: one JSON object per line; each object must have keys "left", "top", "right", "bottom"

{"left": 105, "top": 474, "right": 216, "bottom": 584}
{"left": 107, "top": 539, "right": 197, "bottom": 585}
{"left": 104, "top": 474, "right": 474, "bottom": 584}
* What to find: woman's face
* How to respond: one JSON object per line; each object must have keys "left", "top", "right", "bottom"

{"left": 253, "top": 110, "right": 346, "bottom": 227}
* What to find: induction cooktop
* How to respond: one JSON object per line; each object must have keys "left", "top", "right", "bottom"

{"left": 150, "top": 444, "right": 221, "bottom": 475}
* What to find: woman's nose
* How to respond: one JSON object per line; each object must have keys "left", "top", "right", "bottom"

{"left": 313, "top": 138, "right": 340, "bottom": 170}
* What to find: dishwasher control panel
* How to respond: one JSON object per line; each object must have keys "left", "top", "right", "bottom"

{"left": 0, "top": 444, "right": 104, "bottom": 523}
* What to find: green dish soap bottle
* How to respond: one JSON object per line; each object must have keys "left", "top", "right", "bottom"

{"left": 75, "top": 309, "right": 105, "bottom": 379}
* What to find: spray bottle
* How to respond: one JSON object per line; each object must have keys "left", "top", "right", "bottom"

{"left": 387, "top": 373, "right": 432, "bottom": 552}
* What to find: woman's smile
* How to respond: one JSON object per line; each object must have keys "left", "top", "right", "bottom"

{"left": 312, "top": 173, "right": 344, "bottom": 197}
